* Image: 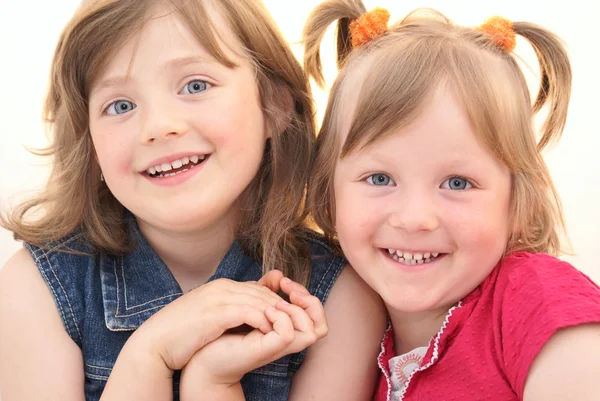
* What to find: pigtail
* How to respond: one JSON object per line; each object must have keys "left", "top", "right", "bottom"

{"left": 303, "top": 0, "right": 366, "bottom": 88}
{"left": 513, "top": 23, "right": 572, "bottom": 151}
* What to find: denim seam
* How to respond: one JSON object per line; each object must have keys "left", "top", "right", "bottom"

{"left": 40, "top": 247, "right": 83, "bottom": 342}
{"left": 85, "top": 363, "right": 112, "bottom": 371}
{"left": 85, "top": 373, "right": 109, "bottom": 381}
{"left": 250, "top": 369, "right": 288, "bottom": 377}
{"left": 112, "top": 259, "right": 181, "bottom": 317}
{"left": 117, "top": 257, "right": 182, "bottom": 312}
{"left": 33, "top": 253, "right": 72, "bottom": 339}
{"left": 30, "top": 233, "right": 83, "bottom": 258}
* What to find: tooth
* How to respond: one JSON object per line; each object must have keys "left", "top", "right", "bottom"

{"left": 432, "top": 252, "right": 439, "bottom": 257}
{"left": 392, "top": 254, "right": 399, "bottom": 261}
{"left": 404, "top": 252, "right": 413, "bottom": 260}
{"left": 190, "top": 156, "right": 199, "bottom": 163}
{"left": 414, "top": 253, "right": 423, "bottom": 260}
{"left": 199, "top": 155, "right": 206, "bottom": 161}
{"left": 172, "top": 159, "right": 183, "bottom": 169}
{"left": 424, "top": 252, "right": 431, "bottom": 258}
{"left": 155, "top": 165, "right": 163, "bottom": 172}
{"left": 410, "top": 259, "right": 417, "bottom": 265}
{"left": 182, "top": 156, "right": 190, "bottom": 165}
{"left": 398, "top": 258, "right": 405, "bottom": 263}
{"left": 388, "top": 249, "right": 395, "bottom": 255}
{"left": 161, "top": 163, "right": 172, "bottom": 172}
{"left": 425, "top": 258, "right": 431, "bottom": 263}
{"left": 395, "top": 250, "right": 403, "bottom": 258}
{"left": 417, "top": 260, "right": 424, "bottom": 264}
{"left": 148, "top": 167, "right": 156, "bottom": 175}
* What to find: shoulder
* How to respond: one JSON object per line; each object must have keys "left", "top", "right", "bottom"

{"left": 523, "top": 323, "right": 600, "bottom": 401}
{"left": 19, "top": 232, "right": 98, "bottom": 346}
{"left": 495, "top": 251, "right": 600, "bottom": 301}
{"left": 0, "top": 248, "right": 84, "bottom": 399}
{"left": 488, "top": 252, "right": 600, "bottom": 396}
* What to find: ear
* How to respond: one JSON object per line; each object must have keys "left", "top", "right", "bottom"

{"left": 264, "top": 81, "right": 294, "bottom": 139}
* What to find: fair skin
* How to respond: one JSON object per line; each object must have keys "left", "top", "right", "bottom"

{"left": 0, "top": 4, "right": 386, "bottom": 401}
{"left": 334, "top": 83, "right": 600, "bottom": 399}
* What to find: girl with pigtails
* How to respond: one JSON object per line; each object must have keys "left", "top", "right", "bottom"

{"left": 303, "top": 0, "right": 600, "bottom": 400}
{"left": 0, "top": 0, "right": 387, "bottom": 400}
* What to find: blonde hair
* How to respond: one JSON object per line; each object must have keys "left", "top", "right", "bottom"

{"left": 2, "top": 0, "right": 317, "bottom": 284}
{"left": 304, "top": 1, "right": 571, "bottom": 256}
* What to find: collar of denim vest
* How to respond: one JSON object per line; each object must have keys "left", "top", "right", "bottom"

{"left": 100, "top": 214, "right": 262, "bottom": 331}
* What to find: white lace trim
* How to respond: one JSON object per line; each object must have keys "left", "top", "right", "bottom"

{"left": 396, "top": 301, "right": 464, "bottom": 401}
{"left": 377, "top": 322, "right": 394, "bottom": 401}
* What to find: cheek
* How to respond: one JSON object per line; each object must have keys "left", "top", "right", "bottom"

{"left": 91, "top": 129, "right": 134, "bottom": 174}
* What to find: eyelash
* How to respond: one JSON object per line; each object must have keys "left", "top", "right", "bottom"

{"left": 101, "top": 78, "right": 212, "bottom": 115}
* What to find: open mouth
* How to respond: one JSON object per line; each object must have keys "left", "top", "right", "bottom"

{"left": 145, "top": 154, "right": 210, "bottom": 178}
{"left": 384, "top": 248, "right": 446, "bottom": 266}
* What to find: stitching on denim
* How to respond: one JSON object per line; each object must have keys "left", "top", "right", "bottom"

{"left": 250, "top": 368, "right": 288, "bottom": 377}
{"left": 30, "top": 234, "right": 83, "bottom": 259}
{"left": 85, "top": 363, "right": 112, "bottom": 371}
{"left": 34, "top": 256, "right": 72, "bottom": 339}
{"left": 119, "top": 257, "right": 182, "bottom": 311}
{"left": 41, "top": 247, "right": 83, "bottom": 341}
{"left": 85, "top": 373, "right": 109, "bottom": 381}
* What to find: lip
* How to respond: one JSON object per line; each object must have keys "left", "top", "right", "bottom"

{"left": 142, "top": 154, "right": 210, "bottom": 186}
{"left": 140, "top": 151, "right": 211, "bottom": 172}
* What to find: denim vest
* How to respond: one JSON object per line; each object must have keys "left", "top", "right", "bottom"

{"left": 25, "top": 217, "right": 345, "bottom": 401}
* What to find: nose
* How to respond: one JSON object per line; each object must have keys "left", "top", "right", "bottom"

{"left": 139, "top": 98, "right": 189, "bottom": 144}
{"left": 387, "top": 190, "right": 439, "bottom": 233}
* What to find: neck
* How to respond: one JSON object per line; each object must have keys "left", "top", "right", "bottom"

{"left": 137, "top": 212, "right": 239, "bottom": 293}
{"left": 387, "top": 305, "right": 452, "bottom": 355}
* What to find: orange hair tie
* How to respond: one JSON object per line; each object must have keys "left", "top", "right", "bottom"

{"left": 349, "top": 7, "right": 391, "bottom": 49}
{"left": 478, "top": 16, "right": 517, "bottom": 53}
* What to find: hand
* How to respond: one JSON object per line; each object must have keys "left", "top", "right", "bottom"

{"left": 180, "top": 273, "right": 329, "bottom": 399}
{"left": 132, "top": 278, "right": 284, "bottom": 372}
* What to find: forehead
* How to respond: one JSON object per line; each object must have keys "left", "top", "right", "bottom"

{"left": 91, "top": 2, "right": 246, "bottom": 88}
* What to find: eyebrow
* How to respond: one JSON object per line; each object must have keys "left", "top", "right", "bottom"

{"left": 91, "top": 55, "right": 215, "bottom": 94}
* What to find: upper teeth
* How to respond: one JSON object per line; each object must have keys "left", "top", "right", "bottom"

{"left": 387, "top": 249, "right": 440, "bottom": 260}
{"left": 147, "top": 155, "right": 206, "bottom": 175}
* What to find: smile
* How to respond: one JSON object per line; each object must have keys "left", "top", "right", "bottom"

{"left": 385, "top": 248, "right": 443, "bottom": 266}
{"left": 146, "top": 154, "right": 209, "bottom": 178}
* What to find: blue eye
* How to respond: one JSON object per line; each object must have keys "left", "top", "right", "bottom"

{"left": 181, "top": 80, "right": 210, "bottom": 95}
{"left": 366, "top": 173, "right": 394, "bottom": 186}
{"left": 106, "top": 100, "right": 136, "bottom": 115}
{"left": 443, "top": 176, "right": 472, "bottom": 190}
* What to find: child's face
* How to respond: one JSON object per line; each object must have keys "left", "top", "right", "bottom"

{"left": 88, "top": 5, "right": 267, "bottom": 233}
{"left": 333, "top": 87, "right": 512, "bottom": 316}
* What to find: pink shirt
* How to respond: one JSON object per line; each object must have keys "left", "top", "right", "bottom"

{"left": 373, "top": 252, "right": 600, "bottom": 401}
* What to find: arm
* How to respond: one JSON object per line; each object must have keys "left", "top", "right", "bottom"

{"left": 0, "top": 249, "right": 85, "bottom": 401}
{"left": 288, "top": 265, "right": 388, "bottom": 401}
{"left": 523, "top": 323, "right": 600, "bottom": 401}
{"left": 0, "top": 248, "right": 284, "bottom": 401}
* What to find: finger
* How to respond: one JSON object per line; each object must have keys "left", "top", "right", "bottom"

{"left": 275, "top": 300, "right": 315, "bottom": 336}
{"left": 257, "top": 270, "right": 284, "bottom": 293}
{"left": 279, "top": 277, "right": 311, "bottom": 296}
{"left": 232, "top": 281, "right": 283, "bottom": 305}
{"left": 217, "top": 304, "right": 274, "bottom": 334}
{"left": 289, "top": 291, "right": 328, "bottom": 339}
{"left": 264, "top": 305, "right": 295, "bottom": 345}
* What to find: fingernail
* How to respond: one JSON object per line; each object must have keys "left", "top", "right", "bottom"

{"left": 283, "top": 278, "right": 292, "bottom": 285}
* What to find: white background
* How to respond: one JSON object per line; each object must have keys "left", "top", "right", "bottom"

{"left": 1, "top": 0, "right": 599, "bottom": 282}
